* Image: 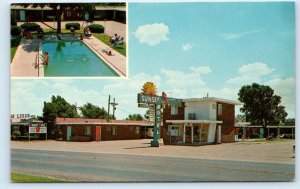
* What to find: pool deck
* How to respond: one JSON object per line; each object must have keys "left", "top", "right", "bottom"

{"left": 11, "top": 38, "right": 45, "bottom": 77}
{"left": 11, "top": 34, "right": 126, "bottom": 77}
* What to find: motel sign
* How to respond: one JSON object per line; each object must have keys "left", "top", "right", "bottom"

{"left": 137, "top": 93, "right": 182, "bottom": 147}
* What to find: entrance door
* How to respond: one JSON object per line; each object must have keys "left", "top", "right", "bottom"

{"left": 96, "top": 126, "right": 101, "bottom": 141}
{"left": 67, "top": 126, "right": 72, "bottom": 141}
{"left": 185, "top": 126, "right": 192, "bottom": 143}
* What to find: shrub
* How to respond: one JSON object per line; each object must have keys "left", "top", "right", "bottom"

{"left": 12, "top": 131, "right": 21, "bottom": 137}
{"left": 11, "top": 13, "right": 17, "bottom": 26}
{"left": 283, "top": 134, "right": 295, "bottom": 139}
{"left": 87, "top": 24, "right": 104, "bottom": 33}
{"left": 11, "top": 26, "right": 22, "bottom": 36}
{"left": 65, "top": 23, "right": 80, "bottom": 30}
{"left": 21, "top": 22, "right": 41, "bottom": 32}
{"left": 11, "top": 36, "right": 21, "bottom": 47}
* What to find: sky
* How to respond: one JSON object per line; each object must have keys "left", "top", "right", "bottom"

{"left": 11, "top": 2, "right": 295, "bottom": 119}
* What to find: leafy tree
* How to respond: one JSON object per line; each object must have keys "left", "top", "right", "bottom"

{"left": 238, "top": 83, "right": 287, "bottom": 136}
{"left": 235, "top": 114, "right": 246, "bottom": 122}
{"left": 126, "top": 114, "right": 144, "bottom": 121}
{"left": 284, "top": 118, "right": 295, "bottom": 126}
{"left": 79, "top": 103, "right": 108, "bottom": 119}
{"left": 18, "top": 3, "right": 94, "bottom": 33}
{"left": 42, "top": 95, "right": 79, "bottom": 138}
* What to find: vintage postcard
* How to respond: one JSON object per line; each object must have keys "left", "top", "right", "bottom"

{"left": 10, "top": 1, "right": 295, "bottom": 183}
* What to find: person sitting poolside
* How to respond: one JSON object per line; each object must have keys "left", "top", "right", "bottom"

{"left": 110, "top": 34, "right": 118, "bottom": 44}
{"left": 111, "top": 37, "right": 124, "bottom": 48}
{"left": 84, "top": 27, "right": 92, "bottom": 37}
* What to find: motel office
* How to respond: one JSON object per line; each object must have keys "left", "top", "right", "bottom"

{"left": 162, "top": 97, "right": 242, "bottom": 145}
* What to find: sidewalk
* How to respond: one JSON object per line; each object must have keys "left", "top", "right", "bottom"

{"left": 11, "top": 38, "right": 44, "bottom": 77}
{"left": 11, "top": 139, "right": 295, "bottom": 164}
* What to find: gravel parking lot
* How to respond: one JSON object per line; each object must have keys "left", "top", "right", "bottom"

{"left": 11, "top": 139, "right": 295, "bottom": 164}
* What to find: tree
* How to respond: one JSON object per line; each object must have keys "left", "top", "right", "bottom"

{"left": 42, "top": 95, "right": 79, "bottom": 138}
{"left": 235, "top": 114, "right": 246, "bottom": 122}
{"left": 126, "top": 114, "right": 144, "bottom": 121}
{"left": 238, "top": 83, "right": 287, "bottom": 136}
{"left": 19, "top": 3, "right": 93, "bottom": 34}
{"left": 79, "top": 103, "right": 108, "bottom": 119}
{"left": 284, "top": 118, "right": 295, "bottom": 126}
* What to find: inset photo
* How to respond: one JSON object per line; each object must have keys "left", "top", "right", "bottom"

{"left": 10, "top": 3, "right": 126, "bottom": 77}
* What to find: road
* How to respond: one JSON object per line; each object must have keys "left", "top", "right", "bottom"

{"left": 11, "top": 149, "right": 295, "bottom": 182}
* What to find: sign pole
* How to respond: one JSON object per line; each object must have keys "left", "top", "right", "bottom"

{"left": 151, "top": 104, "right": 161, "bottom": 147}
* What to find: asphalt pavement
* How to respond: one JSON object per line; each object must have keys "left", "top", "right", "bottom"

{"left": 11, "top": 149, "right": 295, "bottom": 182}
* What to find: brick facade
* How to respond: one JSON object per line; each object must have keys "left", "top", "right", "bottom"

{"left": 217, "top": 102, "right": 235, "bottom": 143}
{"left": 61, "top": 124, "right": 142, "bottom": 141}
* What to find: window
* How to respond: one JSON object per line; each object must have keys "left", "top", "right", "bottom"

{"left": 212, "top": 104, "right": 216, "bottom": 109}
{"left": 111, "top": 126, "right": 117, "bottom": 135}
{"left": 218, "top": 104, "right": 222, "bottom": 115}
{"left": 169, "top": 125, "right": 180, "bottom": 136}
{"left": 67, "top": 10, "right": 71, "bottom": 17}
{"left": 171, "top": 105, "right": 178, "bottom": 115}
{"left": 135, "top": 127, "right": 140, "bottom": 135}
{"left": 85, "top": 126, "right": 91, "bottom": 135}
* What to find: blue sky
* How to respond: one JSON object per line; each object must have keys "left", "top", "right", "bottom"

{"left": 11, "top": 2, "right": 295, "bottom": 119}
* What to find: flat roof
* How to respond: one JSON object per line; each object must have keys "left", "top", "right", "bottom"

{"left": 166, "top": 120, "right": 223, "bottom": 124}
{"left": 183, "top": 97, "right": 243, "bottom": 105}
{"left": 56, "top": 117, "right": 151, "bottom": 126}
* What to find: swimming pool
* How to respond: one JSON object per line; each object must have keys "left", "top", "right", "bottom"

{"left": 42, "top": 40, "right": 119, "bottom": 77}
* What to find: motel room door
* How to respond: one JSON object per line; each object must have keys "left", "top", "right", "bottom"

{"left": 67, "top": 126, "right": 72, "bottom": 141}
{"left": 185, "top": 126, "right": 192, "bottom": 143}
{"left": 95, "top": 126, "right": 101, "bottom": 141}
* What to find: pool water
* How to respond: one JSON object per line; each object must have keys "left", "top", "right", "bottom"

{"left": 42, "top": 40, "right": 119, "bottom": 77}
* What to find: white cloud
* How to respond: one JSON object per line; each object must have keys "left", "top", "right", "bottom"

{"left": 102, "top": 73, "right": 162, "bottom": 119}
{"left": 264, "top": 77, "right": 295, "bottom": 118}
{"left": 134, "top": 23, "right": 169, "bottom": 46}
{"left": 190, "top": 66, "right": 211, "bottom": 74}
{"left": 239, "top": 62, "right": 274, "bottom": 76}
{"left": 222, "top": 29, "right": 265, "bottom": 40}
{"left": 182, "top": 43, "right": 193, "bottom": 51}
{"left": 226, "top": 62, "right": 274, "bottom": 85}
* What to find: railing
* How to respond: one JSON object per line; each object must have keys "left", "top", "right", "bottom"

{"left": 35, "top": 54, "right": 44, "bottom": 77}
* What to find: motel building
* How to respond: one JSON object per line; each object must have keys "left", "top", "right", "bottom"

{"left": 56, "top": 118, "right": 153, "bottom": 142}
{"left": 161, "top": 97, "right": 243, "bottom": 145}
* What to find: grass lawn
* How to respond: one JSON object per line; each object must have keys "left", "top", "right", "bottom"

{"left": 11, "top": 173, "right": 66, "bottom": 183}
{"left": 10, "top": 36, "right": 21, "bottom": 62}
{"left": 11, "top": 46, "right": 19, "bottom": 62}
{"left": 93, "top": 33, "right": 126, "bottom": 56}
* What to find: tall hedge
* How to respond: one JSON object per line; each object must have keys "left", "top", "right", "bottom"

{"left": 21, "top": 22, "right": 41, "bottom": 32}
{"left": 11, "top": 26, "right": 22, "bottom": 36}
{"left": 65, "top": 23, "right": 80, "bottom": 30}
{"left": 87, "top": 24, "right": 104, "bottom": 33}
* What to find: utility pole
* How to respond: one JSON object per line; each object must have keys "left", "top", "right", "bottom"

{"left": 110, "top": 98, "right": 118, "bottom": 119}
{"left": 107, "top": 95, "right": 111, "bottom": 121}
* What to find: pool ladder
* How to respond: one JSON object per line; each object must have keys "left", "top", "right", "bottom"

{"left": 35, "top": 54, "right": 44, "bottom": 77}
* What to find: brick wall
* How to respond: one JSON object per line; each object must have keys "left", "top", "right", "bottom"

{"left": 217, "top": 102, "right": 235, "bottom": 143}
{"left": 101, "top": 125, "right": 141, "bottom": 141}
{"left": 61, "top": 124, "right": 142, "bottom": 141}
